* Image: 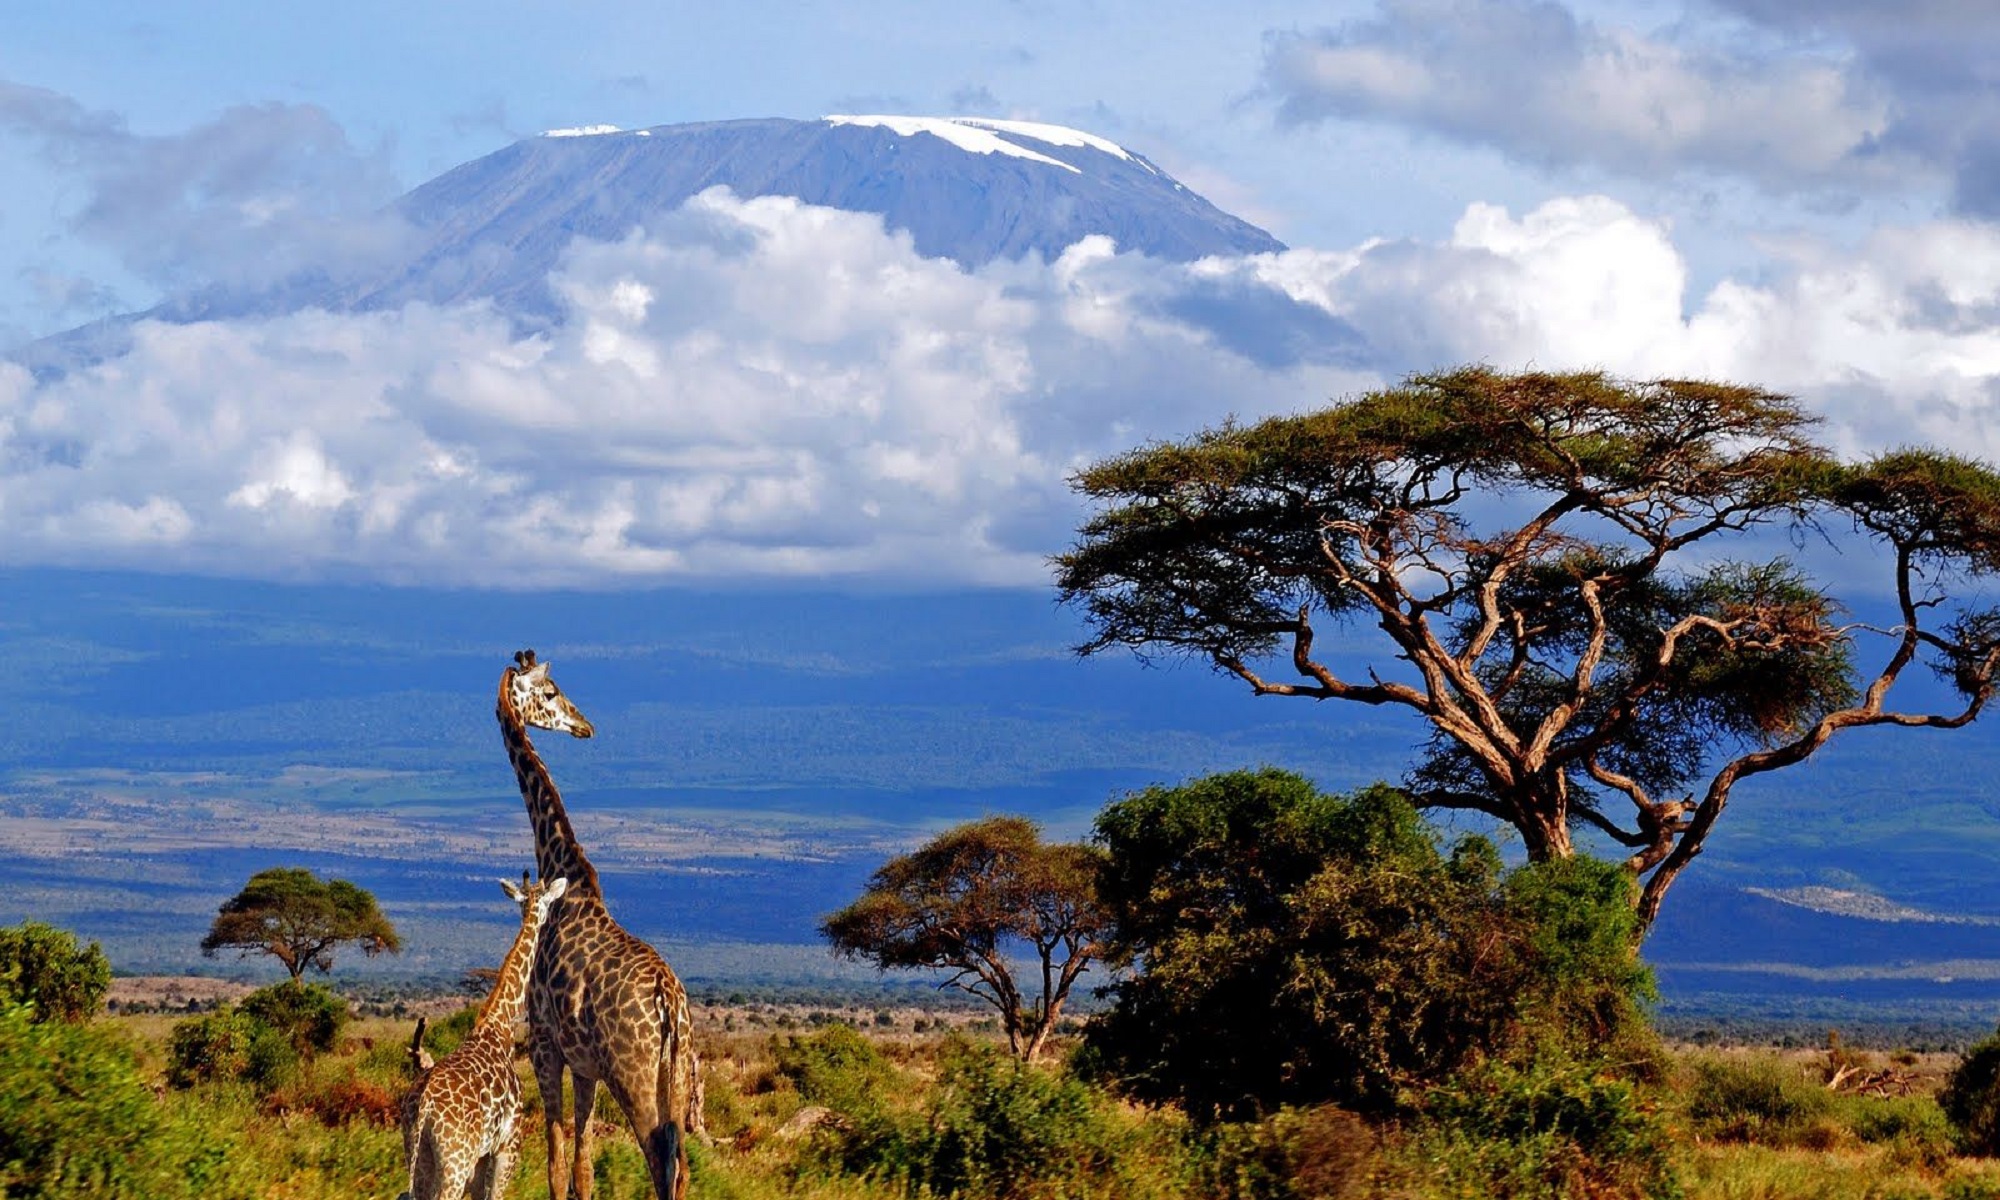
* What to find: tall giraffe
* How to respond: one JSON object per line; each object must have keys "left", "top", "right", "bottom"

{"left": 399, "top": 872, "right": 570, "bottom": 1200}
{"left": 498, "top": 649, "right": 699, "bottom": 1200}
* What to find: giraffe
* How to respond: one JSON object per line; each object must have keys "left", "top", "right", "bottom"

{"left": 399, "top": 872, "right": 570, "bottom": 1200}
{"left": 498, "top": 649, "right": 700, "bottom": 1200}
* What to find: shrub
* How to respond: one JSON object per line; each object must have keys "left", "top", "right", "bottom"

{"left": 243, "top": 1024, "right": 302, "bottom": 1090}
{"left": 0, "top": 1001, "right": 245, "bottom": 1199}
{"left": 166, "top": 1008, "right": 257, "bottom": 1089}
{"left": 1201, "top": 1105, "right": 1379, "bottom": 1200}
{"left": 1945, "top": 1027, "right": 2000, "bottom": 1154}
{"left": 1087, "top": 772, "right": 1660, "bottom": 1121}
{"left": 240, "top": 980, "right": 348, "bottom": 1056}
{"left": 264, "top": 1070, "right": 401, "bottom": 1127}
{"left": 772, "top": 1022, "right": 897, "bottom": 1113}
{"left": 425, "top": 1005, "right": 477, "bottom": 1059}
{"left": 1400, "top": 1056, "right": 1681, "bottom": 1200}
{"left": 0, "top": 921, "right": 111, "bottom": 1023}
{"left": 822, "top": 1038, "right": 1141, "bottom": 1199}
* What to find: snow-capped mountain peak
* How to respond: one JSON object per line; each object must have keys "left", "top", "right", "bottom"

{"left": 821, "top": 115, "right": 1149, "bottom": 176}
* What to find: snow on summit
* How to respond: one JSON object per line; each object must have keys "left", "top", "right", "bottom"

{"left": 822, "top": 115, "right": 1144, "bottom": 174}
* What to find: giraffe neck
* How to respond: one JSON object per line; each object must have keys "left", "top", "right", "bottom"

{"left": 498, "top": 670, "right": 602, "bottom": 899}
{"left": 476, "top": 902, "right": 550, "bottom": 1029}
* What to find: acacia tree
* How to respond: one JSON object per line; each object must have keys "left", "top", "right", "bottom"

{"left": 1057, "top": 367, "right": 2000, "bottom": 924}
{"left": 821, "top": 816, "right": 1108, "bottom": 1062}
{"left": 201, "top": 867, "right": 401, "bottom": 982}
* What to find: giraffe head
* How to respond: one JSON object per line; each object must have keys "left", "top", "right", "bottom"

{"left": 500, "top": 871, "right": 571, "bottom": 922}
{"left": 507, "top": 649, "right": 595, "bottom": 738}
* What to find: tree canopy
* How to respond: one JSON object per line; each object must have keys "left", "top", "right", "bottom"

{"left": 1058, "top": 368, "right": 2000, "bottom": 922}
{"left": 821, "top": 816, "right": 1108, "bottom": 1062}
{"left": 1085, "top": 770, "right": 1653, "bottom": 1122}
{"left": 200, "top": 867, "right": 401, "bottom": 981}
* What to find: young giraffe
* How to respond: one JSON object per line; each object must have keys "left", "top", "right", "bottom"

{"left": 499, "top": 649, "right": 699, "bottom": 1200}
{"left": 399, "top": 872, "right": 570, "bottom": 1200}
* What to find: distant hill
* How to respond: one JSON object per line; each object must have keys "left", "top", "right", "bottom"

{"left": 16, "top": 115, "right": 1285, "bottom": 374}
{"left": 6, "top": 565, "right": 2000, "bottom": 1017}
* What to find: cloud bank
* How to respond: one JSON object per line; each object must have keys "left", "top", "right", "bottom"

{"left": 6, "top": 185, "right": 2000, "bottom": 587}
{"left": 1257, "top": 0, "right": 2000, "bottom": 213}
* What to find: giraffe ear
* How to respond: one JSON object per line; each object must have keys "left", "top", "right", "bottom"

{"left": 500, "top": 878, "right": 526, "bottom": 902}
{"left": 544, "top": 877, "right": 570, "bottom": 902}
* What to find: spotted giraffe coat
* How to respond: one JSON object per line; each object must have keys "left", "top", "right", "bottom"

{"left": 399, "top": 875, "right": 567, "bottom": 1200}
{"left": 498, "top": 651, "right": 700, "bottom": 1200}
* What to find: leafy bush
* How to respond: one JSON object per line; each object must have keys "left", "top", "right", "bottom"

{"left": 263, "top": 1069, "right": 401, "bottom": 1127}
{"left": 1199, "top": 1105, "right": 1379, "bottom": 1200}
{"left": 240, "top": 980, "right": 348, "bottom": 1056}
{"left": 1946, "top": 1027, "right": 2000, "bottom": 1154}
{"left": 772, "top": 1022, "right": 897, "bottom": 1112}
{"left": 243, "top": 1023, "right": 302, "bottom": 1089}
{"left": 1399, "top": 1057, "right": 1681, "bottom": 1200}
{"left": 0, "top": 921, "right": 111, "bottom": 1023}
{"left": 165, "top": 983, "right": 347, "bottom": 1092}
{"left": 0, "top": 1002, "right": 246, "bottom": 1199}
{"left": 166, "top": 1008, "right": 257, "bottom": 1088}
{"left": 822, "top": 1038, "right": 1143, "bottom": 1199}
{"left": 1086, "top": 771, "right": 1659, "bottom": 1120}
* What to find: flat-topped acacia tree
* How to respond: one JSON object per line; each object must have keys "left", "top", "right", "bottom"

{"left": 1057, "top": 367, "right": 2000, "bottom": 924}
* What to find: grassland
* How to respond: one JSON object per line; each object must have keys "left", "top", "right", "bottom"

{"left": 42, "top": 993, "right": 2000, "bottom": 1200}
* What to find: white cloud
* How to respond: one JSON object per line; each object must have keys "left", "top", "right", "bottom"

{"left": 0, "top": 190, "right": 1359, "bottom": 586}
{"left": 8, "top": 186, "right": 2000, "bottom": 588}
{"left": 1264, "top": 0, "right": 1898, "bottom": 192}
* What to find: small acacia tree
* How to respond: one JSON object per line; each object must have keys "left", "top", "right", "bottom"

{"left": 821, "top": 816, "right": 1108, "bottom": 1062}
{"left": 1058, "top": 367, "right": 2000, "bottom": 923}
{"left": 200, "top": 867, "right": 400, "bottom": 982}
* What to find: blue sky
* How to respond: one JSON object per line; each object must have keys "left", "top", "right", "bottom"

{"left": 2, "top": 1, "right": 1998, "bottom": 587}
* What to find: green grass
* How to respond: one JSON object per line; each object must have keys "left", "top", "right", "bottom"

{"left": 47, "top": 1008, "right": 2000, "bottom": 1200}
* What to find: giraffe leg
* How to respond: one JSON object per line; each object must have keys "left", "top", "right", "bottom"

{"left": 470, "top": 1151, "right": 497, "bottom": 1200}
{"left": 435, "top": 1159, "right": 476, "bottom": 1200}
{"left": 408, "top": 1121, "right": 443, "bottom": 1200}
{"left": 530, "top": 1034, "right": 571, "bottom": 1200}
{"left": 481, "top": 1121, "right": 523, "bottom": 1200}
{"left": 610, "top": 1068, "right": 683, "bottom": 1200}
{"left": 571, "top": 1073, "right": 600, "bottom": 1200}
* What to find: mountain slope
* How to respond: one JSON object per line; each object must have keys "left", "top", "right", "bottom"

{"left": 15, "top": 116, "right": 1285, "bottom": 373}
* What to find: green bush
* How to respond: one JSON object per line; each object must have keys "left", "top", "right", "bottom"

{"left": 0, "top": 921, "right": 111, "bottom": 1023}
{"left": 0, "top": 1002, "right": 246, "bottom": 1199}
{"left": 773, "top": 1022, "right": 897, "bottom": 1112}
{"left": 165, "top": 1008, "right": 256, "bottom": 1088}
{"left": 243, "top": 1024, "right": 302, "bottom": 1089}
{"left": 1401, "top": 1056, "right": 1681, "bottom": 1200}
{"left": 1086, "top": 772, "right": 1660, "bottom": 1121}
{"left": 823, "top": 1038, "right": 1140, "bottom": 1200}
{"left": 1946, "top": 1027, "right": 2000, "bottom": 1154}
{"left": 239, "top": 980, "right": 347, "bottom": 1056}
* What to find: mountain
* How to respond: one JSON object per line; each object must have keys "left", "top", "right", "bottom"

{"left": 15, "top": 115, "right": 1285, "bottom": 374}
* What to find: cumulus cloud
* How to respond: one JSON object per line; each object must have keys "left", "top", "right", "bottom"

{"left": 7, "top": 185, "right": 2000, "bottom": 588}
{"left": 0, "top": 190, "right": 1362, "bottom": 586}
{"left": 1262, "top": 0, "right": 1897, "bottom": 191}
{"left": 1223, "top": 194, "right": 2000, "bottom": 457}
{"left": 0, "top": 81, "right": 413, "bottom": 295}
